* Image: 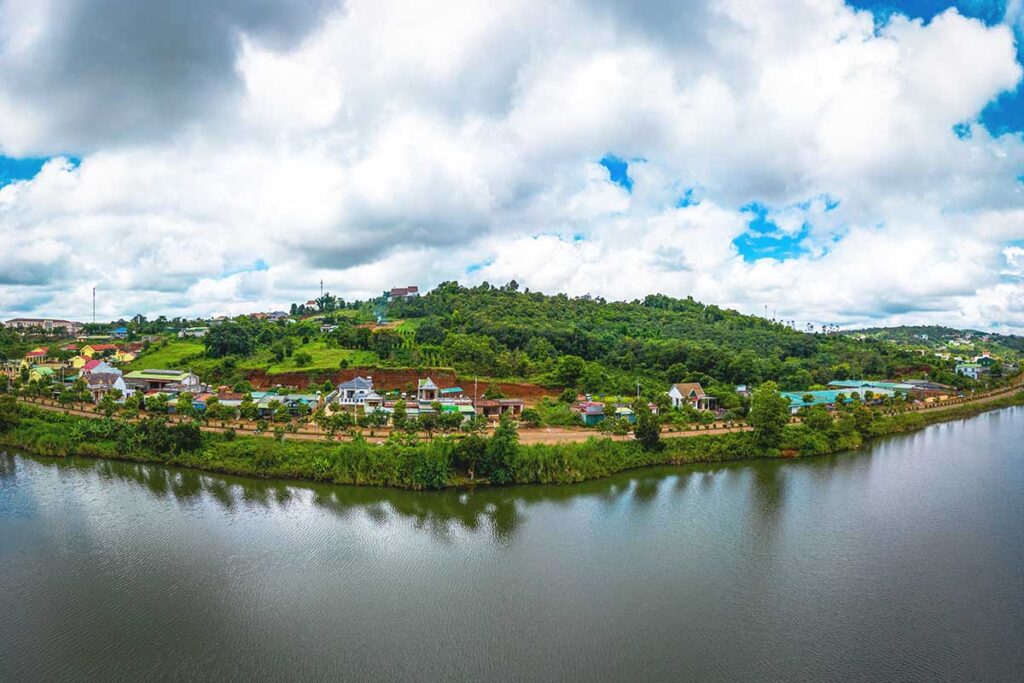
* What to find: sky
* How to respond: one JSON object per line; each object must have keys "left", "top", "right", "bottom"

{"left": 1, "top": 0, "right": 1023, "bottom": 332}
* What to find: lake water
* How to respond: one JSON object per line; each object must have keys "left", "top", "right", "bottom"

{"left": 2, "top": 408, "right": 1023, "bottom": 681}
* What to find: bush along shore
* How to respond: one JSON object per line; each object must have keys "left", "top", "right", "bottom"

{"left": 2, "top": 390, "right": 1023, "bottom": 490}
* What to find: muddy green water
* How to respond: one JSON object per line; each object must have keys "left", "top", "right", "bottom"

{"left": 2, "top": 408, "right": 1023, "bottom": 681}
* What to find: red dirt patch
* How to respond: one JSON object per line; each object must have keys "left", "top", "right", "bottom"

{"left": 245, "top": 367, "right": 559, "bottom": 404}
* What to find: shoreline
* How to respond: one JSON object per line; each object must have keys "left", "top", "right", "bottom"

{"left": 3, "top": 390, "right": 1023, "bottom": 490}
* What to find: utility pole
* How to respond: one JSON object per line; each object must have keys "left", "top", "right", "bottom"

{"left": 92, "top": 287, "right": 96, "bottom": 325}
{"left": 320, "top": 279, "right": 324, "bottom": 297}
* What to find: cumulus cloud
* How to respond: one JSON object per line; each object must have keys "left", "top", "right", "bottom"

{"left": 0, "top": 0, "right": 1023, "bottom": 330}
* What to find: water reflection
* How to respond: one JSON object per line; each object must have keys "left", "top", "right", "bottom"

{"left": 0, "top": 451, "right": 15, "bottom": 478}
{"left": 9, "top": 450, "right": 824, "bottom": 547}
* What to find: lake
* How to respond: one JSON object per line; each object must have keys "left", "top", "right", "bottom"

{"left": 2, "top": 408, "right": 1023, "bottom": 681}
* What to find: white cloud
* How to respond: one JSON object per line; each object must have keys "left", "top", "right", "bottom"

{"left": 0, "top": 0, "right": 1022, "bottom": 331}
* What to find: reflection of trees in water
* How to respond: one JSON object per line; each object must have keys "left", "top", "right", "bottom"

{"left": 0, "top": 451, "right": 15, "bottom": 478}
{"left": 18, "top": 455, "right": 707, "bottom": 544}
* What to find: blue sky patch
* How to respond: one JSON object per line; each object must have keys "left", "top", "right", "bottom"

{"left": 847, "top": 1, "right": 1007, "bottom": 27}
{"left": 466, "top": 260, "right": 494, "bottom": 274}
{"left": 0, "top": 156, "right": 48, "bottom": 188}
{"left": 733, "top": 202, "right": 814, "bottom": 262}
{"left": 676, "top": 187, "right": 699, "bottom": 208}
{"left": 0, "top": 155, "right": 81, "bottom": 188}
{"left": 952, "top": 122, "right": 972, "bottom": 139}
{"left": 847, "top": 2, "right": 1024, "bottom": 136}
{"left": 599, "top": 154, "right": 633, "bottom": 192}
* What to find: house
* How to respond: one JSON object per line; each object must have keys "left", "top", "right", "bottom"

{"left": 266, "top": 311, "right": 289, "bottom": 322}
{"left": 326, "top": 376, "right": 376, "bottom": 407}
{"left": 23, "top": 347, "right": 50, "bottom": 363}
{"left": 111, "top": 326, "right": 128, "bottom": 339}
{"left": 573, "top": 401, "right": 606, "bottom": 426}
{"left": 85, "top": 373, "right": 129, "bottom": 402}
{"left": 81, "top": 344, "right": 118, "bottom": 358}
{"left": 668, "top": 383, "right": 716, "bottom": 410}
{"left": 5, "top": 318, "right": 82, "bottom": 335}
{"left": 70, "top": 355, "right": 91, "bottom": 370}
{"left": 828, "top": 379, "right": 916, "bottom": 394}
{"left": 255, "top": 393, "right": 320, "bottom": 418}
{"left": 124, "top": 369, "right": 201, "bottom": 391}
{"left": 782, "top": 388, "right": 895, "bottom": 414}
{"left": 29, "top": 366, "right": 56, "bottom": 383}
{"left": 417, "top": 377, "right": 439, "bottom": 402}
{"left": 475, "top": 398, "right": 524, "bottom": 420}
{"left": 80, "top": 360, "right": 121, "bottom": 378}
{"left": 388, "top": 285, "right": 420, "bottom": 299}
{"left": 956, "top": 363, "right": 986, "bottom": 380}
{"left": 113, "top": 350, "right": 136, "bottom": 363}
{"left": 899, "top": 379, "right": 955, "bottom": 400}
{"left": 781, "top": 390, "right": 853, "bottom": 414}
{"left": 177, "top": 327, "right": 209, "bottom": 339}
{"left": 973, "top": 353, "right": 997, "bottom": 367}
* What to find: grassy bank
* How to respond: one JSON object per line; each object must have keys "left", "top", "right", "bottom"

{"left": 2, "top": 392, "right": 1023, "bottom": 489}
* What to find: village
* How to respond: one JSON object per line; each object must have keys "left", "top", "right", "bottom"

{"left": 3, "top": 311, "right": 1013, "bottom": 437}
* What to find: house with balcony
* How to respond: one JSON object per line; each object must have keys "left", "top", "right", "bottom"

{"left": 326, "top": 376, "right": 378, "bottom": 409}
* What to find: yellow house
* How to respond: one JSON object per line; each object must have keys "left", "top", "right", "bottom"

{"left": 29, "top": 366, "right": 56, "bottom": 383}
{"left": 80, "top": 344, "right": 117, "bottom": 358}
{"left": 113, "top": 350, "right": 136, "bottom": 363}
{"left": 70, "top": 355, "right": 90, "bottom": 369}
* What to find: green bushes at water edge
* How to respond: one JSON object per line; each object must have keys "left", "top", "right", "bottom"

{"left": 2, "top": 392, "right": 1022, "bottom": 489}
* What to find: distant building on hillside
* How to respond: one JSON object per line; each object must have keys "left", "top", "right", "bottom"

{"left": 388, "top": 285, "right": 420, "bottom": 299}
{"left": 5, "top": 318, "right": 82, "bottom": 335}
{"left": 956, "top": 363, "right": 986, "bottom": 380}
{"left": 178, "top": 327, "right": 209, "bottom": 339}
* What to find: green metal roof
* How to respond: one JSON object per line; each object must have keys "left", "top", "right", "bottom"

{"left": 124, "top": 369, "right": 191, "bottom": 380}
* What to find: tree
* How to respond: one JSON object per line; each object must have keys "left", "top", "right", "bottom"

{"left": 632, "top": 401, "right": 663, "bottom": 452}
{"left": 98, "top": 392, "right": 119, "bottom": 418}
{"left": 176, "top": 392, "right": 197, "bottom": 419}
{"left": 392, "top": 399, "right": 407, "bottom": 430}
{"left": 520, "top": 408, "right": 542, "bottom": 428}
{"left": 483, "top": 383, "right": 505, "bottom": 399}
{"left": 453, "top": 434, "right": 486, "bottom": 479}
{"left": 748, "top": 382, "right": 790, "bottom": 451}
{"left": 145, "top": 393, "right": 169, "bottom": 414}
{"left": 481, "top": 416, "right": 518, "bottom": 484}
{"left": 204, "top": 322, "right": 255, "bottom": 358}
{"left": 802, "top": 405, "right": 833, "bottom": 431}
{"left": 0, "top": 395, "right": 19, "bottom": 432}
{"left": 294, "top": 351, "right": 313, "bottom": 367}
{"left": 239, "top": 394, "right": 258, "bottom": 421}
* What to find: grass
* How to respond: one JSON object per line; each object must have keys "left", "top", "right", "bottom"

{"left": 254, "top": 343, "right": 379, "bottom": 374}
{"left": 124, "top": 340, "right": 206, "bottom": 372}
{"left": 124, "top": 339, "right": 379, "bottom": 376}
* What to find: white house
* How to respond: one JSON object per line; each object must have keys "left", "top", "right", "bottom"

{"left": 668, "top": 382, "right": 716, "bottom": 410}
{"left": 177, "top": 327, "right": 209, "bottom": 339}
{"left": 327, "top": 376, "right": 376, "bottom": 407}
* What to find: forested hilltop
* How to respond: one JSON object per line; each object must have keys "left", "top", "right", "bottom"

{"left": 846, "top": 325, "right": 1024, "bottom": 354}
{"left": 375, "top": 282, "right": 953, "bottom": 392}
